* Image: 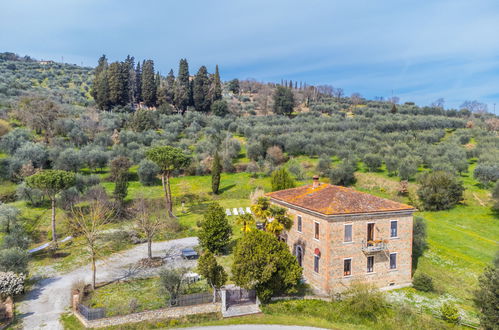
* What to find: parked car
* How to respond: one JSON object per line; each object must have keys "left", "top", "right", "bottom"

{"left": 181, "top": 248, "right": 199, "bottom": 260}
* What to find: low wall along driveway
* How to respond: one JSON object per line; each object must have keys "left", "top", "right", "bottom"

{"left": 74, "top": 302, "right": 220, "bottom": 328}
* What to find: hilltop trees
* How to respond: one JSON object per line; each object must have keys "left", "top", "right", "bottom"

{"left": 193, "top": 66, "right": 211, "bottom": 112}
{"left": 141, "top": 60, "right": 157, "bottom": 107}
{"left": 146, "top": 146, "right": 190, "bottom": 217}
{"left": 273, "top": 86, "right": 294, "bottom": 115}
{"left": 174, "top": 59, "right": 191, "bottom": 114}
{"left": 91, "top": 55, "right": 110, "bottom": 110}
{"left": 26, "top": 170, "right": 76, "bottom": 247}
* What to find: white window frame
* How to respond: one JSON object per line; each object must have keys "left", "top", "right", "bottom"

{"left": 314, "top": 221, "right": 320, "bottom": 241}
{"left": 389, "top": 252, "right": 397, "bottom": 270}
{"left": 366, "top": 256, "right": 374, "bottom": 273}
{"left": 297, "top": 215, "right": 302, "bottom": 233}
{"left": 390, "top": 220, "right": 398, "bottom": 238}
{"left": 343, "top": 258, "right": 352, "bottom": 277}
{"left": 344, "top": 223, "right": 353, "bottom": 243}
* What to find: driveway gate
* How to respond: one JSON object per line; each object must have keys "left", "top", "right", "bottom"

{"left": 226, "top": 288, "right": 256, "bottom": 306}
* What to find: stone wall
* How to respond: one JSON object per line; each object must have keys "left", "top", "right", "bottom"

{"left": 74, "top": 303, "right": 220, "bottom": 328}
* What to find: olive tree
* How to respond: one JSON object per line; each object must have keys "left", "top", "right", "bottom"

{"left": 26, "top": 170, "right": 76, "bottom": 246}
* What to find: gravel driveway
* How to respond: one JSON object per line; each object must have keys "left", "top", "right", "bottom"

{"left": 18, "top": 237, "right": 199, "bottom": 330}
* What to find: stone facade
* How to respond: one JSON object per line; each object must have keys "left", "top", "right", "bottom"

{"left": 268, "top": 182, "right": 415, "bottom": 296}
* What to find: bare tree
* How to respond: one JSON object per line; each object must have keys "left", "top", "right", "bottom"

{"left": 460, "top": 100, "right": 488, "bottom": 114}
{"left": 134, "top": 198, "right": 164, "bottom": 259}
{"left": 333, "top": 87, "right": 344, "bottom": 102}
{"left": 68, "top": 200, "right": 113, "bottom": 289}
{"left": 431, "top": 98, "right": 445, "bottom": 109}
{"left": 351, "top": 93, "right": 363, "bottom": 106}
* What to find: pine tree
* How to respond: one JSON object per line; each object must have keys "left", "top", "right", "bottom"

{"left": 211, "top": 151, "right": 222, "bottom": 194}
{"left": 174, "top": 59, "right": 190, "bottom": 114}
{"left": 198, "top": 203, "right": 232, "bottom": 254}
{"left": 211, "top": 65, "right": 222, "bottom": 102}
{"left": 141, "top": 60, "right": 157, "bottom": 107}
{"left": 270, "top": 167, "right": 296, "bottom": 191}
{"left": 135, "top": 62, "right": 142, "bottom": 102}
{"left": 193, "top": 66, "right": 211, "bottom": 112}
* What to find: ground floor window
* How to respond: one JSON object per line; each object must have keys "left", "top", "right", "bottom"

{"left": 367, "top": 256, "right": 374, "bottom": 273}
{"left": 314, "top": 254, "right": 320, "bottom": 273}
{"left": 390, "top": 253, "right": 397, "bottom": 269}
{"left": 343, "top": 258, "right": 352, "bottom": 276}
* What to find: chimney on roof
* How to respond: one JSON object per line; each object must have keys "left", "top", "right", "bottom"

{"left": 312, "top": 175, "right": 320, "bottom": 188}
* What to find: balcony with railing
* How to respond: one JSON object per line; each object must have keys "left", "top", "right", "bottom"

{"left": 361, "top": 239, "right": 388, "bottom": 253}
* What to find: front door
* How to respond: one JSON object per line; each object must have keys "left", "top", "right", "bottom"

{"left": 367, "top": 223, "right": 375, "bottom": 245}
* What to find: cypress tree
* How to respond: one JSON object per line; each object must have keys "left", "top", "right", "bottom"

{"left": 211, "top": 151, "right": 222, "bottom": 194}
{"left": 91, "top": 55, "right": 110, "bottom": 110}
{"left": 165, "top": 69, "right": 175, "bottom": 104}
{"left": 141, "top": 60, "right": 157, "bottom": 107}
{"left": 273, "top": 86, "right": 295, "bottom": 115}
{"left": 174, "top": 58, "right": 190, "bottom": 114}
{"left": 124, "top": 55, "right": 136, "bottom": 104}
{"left": 193, "top": 66, "right": 211, "bottom": 112}
{"left": 212, "top": 65, "right": 222, "bottom": 101}
{"left": 135, "top": 62, "right": 142, "bottom": 102}
{"left": 107, "top": 61, "right": 128, "bottom": 106}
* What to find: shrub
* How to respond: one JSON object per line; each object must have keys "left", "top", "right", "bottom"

{"left": 211, "top": 100, "right": 229, "bottom": 117}
{"left": 329, "top": 161, "right": 356, "bottom": 186}
{"left": 2, "top": 226, "right": 30, "bottom": 250}
{"left": 363, "top": 153, "right": 382, "bottom": 172}
{"left": 270, "top": 167, "right": 296, "bottom": 191}
{"left": 0, "top": 248, "right": 29, "bottom": 274}
{"left": 0, "top": 272, "right": 25, "bottom": 299}
{"left": 474, "top": 163, "right": 499, "bottom": 186}
{"left": 417, "top": 171, "right": 464, "bottom": 211}
{"left": 198, "top": 203, "right": 232, "bottom": 254}
{"left": 440, "top": 302, "right": 460, "bottom": 324}
{"left": 412, "top": 273, "right": 434, "bottom": 292}
{"left": 137, "top": 159, "right": 160, "bottom": 186}
{"left": 473, "top": 251, "right": 499, "bottom": 329}
{"left": 340, "top": 282, "right": 388, "bottom": 321}
{"left": 287, "top": 159, "right": 305, "bottom": 180}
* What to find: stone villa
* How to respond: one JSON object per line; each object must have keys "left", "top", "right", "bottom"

{"left": 266, "top": 176, "right": 416, "bottom": 295}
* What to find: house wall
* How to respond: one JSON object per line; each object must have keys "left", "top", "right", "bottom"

{"left": 274, "top": 201, "right": 413, "bottom": 295}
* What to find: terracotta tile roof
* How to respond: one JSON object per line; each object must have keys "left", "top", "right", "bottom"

{"left": 266, "top": 183, "right": 415, "bottom": 215}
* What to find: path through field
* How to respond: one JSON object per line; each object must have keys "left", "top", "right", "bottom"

{"left": 18, "top": 237, "right": 198, "bottom": 330}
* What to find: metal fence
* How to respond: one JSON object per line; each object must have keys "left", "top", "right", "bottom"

{"left": 78, "top": 304, "right": 106, "bottom": 320}
{"left": 169, "top": 292, "right": 218, "bottom": 307}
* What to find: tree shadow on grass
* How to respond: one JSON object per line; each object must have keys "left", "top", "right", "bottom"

{"left": 218, "top": 184, "right": 236, "bottom": 194}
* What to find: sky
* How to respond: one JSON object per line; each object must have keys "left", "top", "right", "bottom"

{"left": 1, "top": 0, "right": 499, "bottom": 110}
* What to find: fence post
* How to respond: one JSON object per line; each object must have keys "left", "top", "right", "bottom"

{"left": 220, "top": 288, "right": 227, "bottom": 311}
{"left": 72, "top": 290, "right": 81, "bottom": 311}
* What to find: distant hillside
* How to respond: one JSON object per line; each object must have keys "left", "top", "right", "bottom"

{"left": 0, "top": 52, "right": 94, "bottom": 107}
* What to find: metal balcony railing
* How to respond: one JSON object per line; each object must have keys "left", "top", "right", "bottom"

{"left": 361, "top": 239, "right": 388, "bottom": 253}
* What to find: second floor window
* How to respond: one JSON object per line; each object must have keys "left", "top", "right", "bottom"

{"left": 344, "top": 224, "right": 352, "bottom": 242}
{"left": 314, "top": 222, "right": 320, "bottom": 240}
{"left": 390, "top": 221, "right": 398, "bottom": 238}
{"left": 344, "top": 258, "right": 352, "bottom": 276}
{"left": 297, "top": 215, "right": 302, "bottom": 232}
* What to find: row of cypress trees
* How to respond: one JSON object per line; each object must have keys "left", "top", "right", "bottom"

{"left": 91, "top": 55, "right": 223, "bottom": 113}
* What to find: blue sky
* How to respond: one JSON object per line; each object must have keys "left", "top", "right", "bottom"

{"left": 1, "top": 0, "right": 499, "bottom": 110}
